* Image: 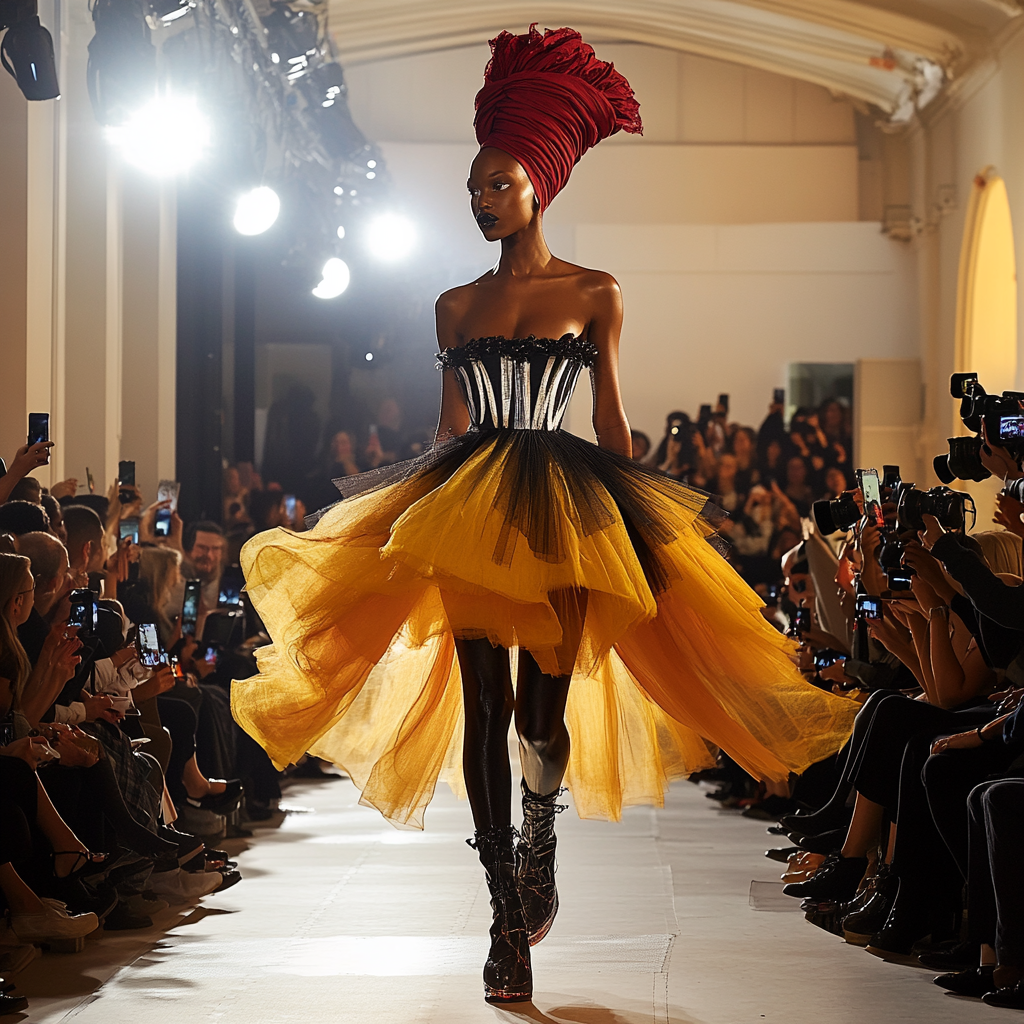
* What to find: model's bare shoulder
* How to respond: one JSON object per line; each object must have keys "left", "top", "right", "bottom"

{"left": 556, "top": 263, "right": 620, "bottom": 298}
{"left": 435, "top": 283, "right": 475, "bottom": 319}
{"left": 435, "top": 283, "right": 475, "bottom": 349}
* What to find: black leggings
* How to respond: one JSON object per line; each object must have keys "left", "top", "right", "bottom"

{"left": 457, "top": 638, "right": 572, "bottom": 832}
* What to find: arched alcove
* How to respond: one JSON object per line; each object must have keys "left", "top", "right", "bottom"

{"left": 954, "top": 168, "right": 1018, "bottom": 413}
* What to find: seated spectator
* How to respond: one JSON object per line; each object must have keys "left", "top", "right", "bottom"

{"left": 180, "top": 521, "right": 226, "bottom": 611}
{"left": 0, "top": 501, "right": 50, "bottom": 537}
{"left": 651, "top": 411, "right": 690, "bottom": 468}
{"left": 630, "top": 430, "right": 650, "bottom": 462}
{"left": 0, "top": 441, "right": 53, "bottom": 506}
{"left": 123, "top": 547, "right": 181, "bottom": 647}
{"left": 729, "top": 426, "right": 759, "bottom": 493}
{"left": 783, "top": 456, "right": 814, "bottom": 517}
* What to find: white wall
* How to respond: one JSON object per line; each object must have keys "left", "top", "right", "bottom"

{"left": 344, "top": 42, "right": 918, "bottom": 451}
{"left": 345, "top": 44, "right": 856, "bottom": 147}
{"left": 562, "top": 222, "right": 918, "bottom": 443}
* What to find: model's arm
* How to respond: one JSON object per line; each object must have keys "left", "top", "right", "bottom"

{"left": 587, "top": 274, "right": 631, "bottom": 457}
{"left": 433, "top": 290, "right": 472, "bottom": 444}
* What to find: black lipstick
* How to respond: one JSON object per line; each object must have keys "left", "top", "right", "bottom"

{"left": 476, "top": 212, "right": 498, "bottom": 229}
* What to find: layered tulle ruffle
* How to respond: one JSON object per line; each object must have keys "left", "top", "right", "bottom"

{"left": 232, "top": 430, "right": 857, "bottom": 828}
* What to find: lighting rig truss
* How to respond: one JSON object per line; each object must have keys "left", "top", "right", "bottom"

{"left": 87, "top": 0, "right": 384, "bottom": 253}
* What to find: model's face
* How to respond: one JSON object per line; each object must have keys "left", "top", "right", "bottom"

{"left": 467, "top": 148, "right": 537, "bottom": 241}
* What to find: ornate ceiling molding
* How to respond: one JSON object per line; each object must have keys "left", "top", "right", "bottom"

{"left": 327, "top": 0, "right": 980, "bottom": 118}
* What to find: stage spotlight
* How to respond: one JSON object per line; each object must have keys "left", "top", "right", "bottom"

{"left": 105, "top": 94, "right": 210, "bottom": 175}
{"left": 0, "top": 0, "right": 60, "bottom": 100}
{"left": 367, "top": 213, "right": 416, "bottom": 262}
{"left": 233, "top": 186, "right": 280, "bottom": 235}
{"left": 336, "top": 225, "right": 345, "bottom": 239}
{"left": 364, "top": 352, "right": 373, "bottom": 362}
{"left": 312, "top": 257, "right": 349, "bottom": 299}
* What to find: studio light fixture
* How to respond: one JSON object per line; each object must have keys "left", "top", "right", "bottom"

{"left": 105, "top": 94, "right": 210, "bottom": 175}
{"left": 367, "top": 213, "right": 416, "bottom": 262}
{"left": 0, "top": 0, "right": 60, "bottom": 100}
{"left": 233, "top": 186, "right": 281, "bottom": 235}
{"left": 312, "top": 257, "right": 349, "bottom": 299}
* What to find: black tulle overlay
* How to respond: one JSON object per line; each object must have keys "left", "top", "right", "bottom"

{"left": 308, "top": 428, "right": 725, "bottom": 597}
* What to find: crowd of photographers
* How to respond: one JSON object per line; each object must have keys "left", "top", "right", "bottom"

{"left": 637, "top": 393, "right": 853, "bottom": 589}
{"left": 0, "top": 435, "right": 326, "bottom": 1015}
{"left": 702, "top": 373, "right": 1024, "bottom": 1011}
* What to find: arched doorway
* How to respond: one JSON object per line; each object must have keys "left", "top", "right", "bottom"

{"left": 954, "top": 168, "right": 1018, "bottom": 413}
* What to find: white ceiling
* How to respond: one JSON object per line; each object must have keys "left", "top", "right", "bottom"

{"left": 327, "top": 0, "right": 1023, "bottom": 121}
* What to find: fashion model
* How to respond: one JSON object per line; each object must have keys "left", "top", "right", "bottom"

{"left": 232, "top": 26, "right": 857, "bottom": 1005}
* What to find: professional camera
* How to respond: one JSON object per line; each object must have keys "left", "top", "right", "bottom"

{"left": 812, "top": 492, "right": 860, "bottom": 535}
{"left": 934, "top": 373, "right": 1024, "bottom": 483}
{"left": 896, "top": 484, "right": 974, "bottom": 532}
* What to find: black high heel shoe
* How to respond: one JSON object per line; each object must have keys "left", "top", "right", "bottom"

{"left": 517, "top": 781, "right": 565, "bottom": 946}
{"left": 468, "top": 826, "right": 532, "bottom": 1004}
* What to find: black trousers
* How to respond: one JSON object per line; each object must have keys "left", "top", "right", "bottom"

{"left": 967, "top": 779, "right": 1024, "bottom": 967}
{"left": 923, "top": 741, "right": 1021, "bottom": 881}
{"left": 0, "top": 756, "right": 38, "bottom": 868}
{"left": 851, "top": 694, "right": 994, "bottom": 813}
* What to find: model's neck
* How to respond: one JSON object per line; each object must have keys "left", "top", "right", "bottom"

{"left": 495, "top": 218, "right": 552, "bottom": 277}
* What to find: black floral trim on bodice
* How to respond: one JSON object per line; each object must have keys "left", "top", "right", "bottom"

{"left": 436, "top": 334, "right": 599, "bottom": 370}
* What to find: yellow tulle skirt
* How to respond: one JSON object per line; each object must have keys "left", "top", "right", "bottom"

{"left": 231, "top": 429, "right": 856, "bottom": 828}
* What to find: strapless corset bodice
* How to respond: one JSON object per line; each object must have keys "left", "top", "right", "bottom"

{"left": 437, "top": 334, "right": 598, "bottom": 432}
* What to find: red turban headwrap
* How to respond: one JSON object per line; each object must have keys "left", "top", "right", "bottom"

{"left": 474, "top": 25, "right": 643, "bottom": 211}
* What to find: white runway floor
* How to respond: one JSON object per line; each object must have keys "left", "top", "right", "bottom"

{"left": 15, "top": 774, "right": 1007, "bottom": 1024}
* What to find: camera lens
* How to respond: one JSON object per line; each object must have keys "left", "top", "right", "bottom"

{"left": 932, "top": 453, "right": 956, "bottom": 485}
{"left": 946, "top": 435, "right": 991, "bottom": 483}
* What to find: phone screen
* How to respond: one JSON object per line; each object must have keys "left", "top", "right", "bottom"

{"left": 792, "top": 608, "right": 810, "bottom": 633}
{"left": 156, "top": 479, "right": 180, "bottom": 511}
{"left": 218, "top": 565, "right": 244, "bottom": 608}
{"left": 181, "top": 579, "right": 201, "bottom": 636}
{"left": 154, "top": 509, "right": 171, "bottom": 536}
{"left": 814, "top": 649, "right": 841, "bottom": 670}
{"left": 858, "top": 470, "right": 885, "bottom": 529}
{"left": 284, "top": 495, "right": 296, "bottom": 521}
{"left": 28, "top": 413, "right": 50, "bottom": 445}
{"left": 68, "top": 588, "right": 96, "bottom": 632}
{"left": 136, "top": 622, "right": 163, "bottom": 667}
{"left": 773, "top": 388, "right": 785, "bottom": 406}
{"left": 856, "top": 594, "right": 883, "bottom": 620}
{"left": 119, "top": 517, "right": 139, "bottom": 544}
{"left": 118, "top": 460, "right": 136, "bottom": 486}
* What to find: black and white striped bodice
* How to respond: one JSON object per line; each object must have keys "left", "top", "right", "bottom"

{"left": 437, "top": 334, "right": 598, "bottom": 432}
